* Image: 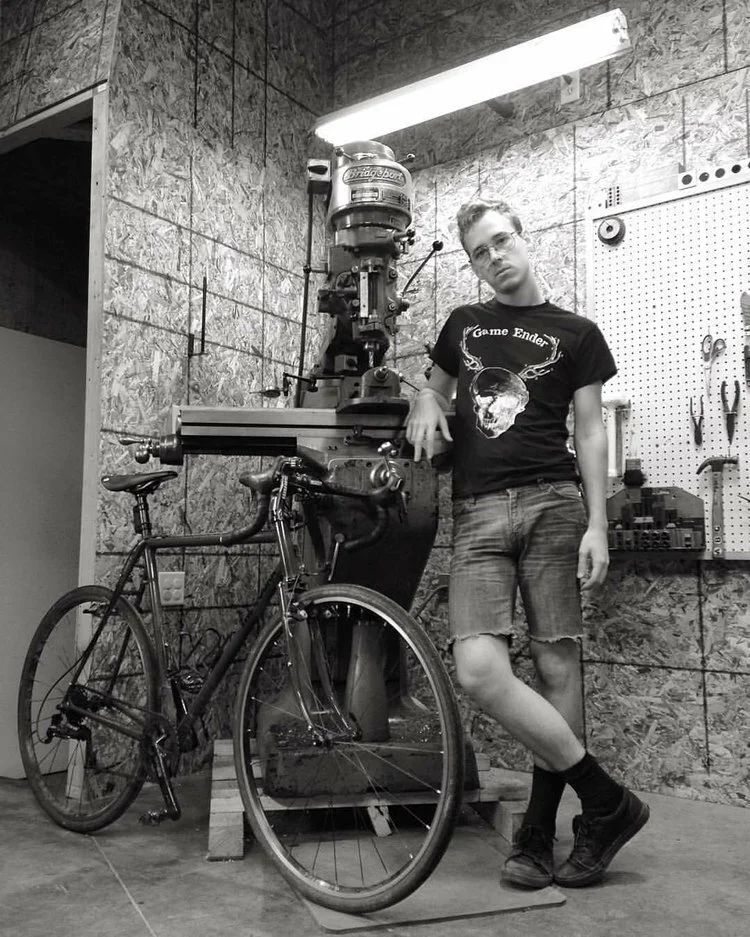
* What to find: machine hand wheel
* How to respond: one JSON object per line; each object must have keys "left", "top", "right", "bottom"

{"left": 233, "top": 582, "right": 464, "bottom": 914}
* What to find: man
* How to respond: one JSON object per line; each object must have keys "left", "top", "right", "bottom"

{"left": 405, "top": 198, "right": 649, "bottom": 889}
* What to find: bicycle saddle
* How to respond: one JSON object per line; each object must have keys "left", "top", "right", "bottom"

{"left": 101, "top": 471, "right": 178, "bottom": 494}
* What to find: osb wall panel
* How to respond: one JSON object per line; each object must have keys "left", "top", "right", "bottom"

{"left": 333, "top": 0, "right": 478, "bottom": 66}
{"left": 702, "top": 562, "right": 750, "bottom": 674}
{"left": 0, "top": 0, "right": 35, "bottom": 41}
{"left": 190, "top": 235, "right": 264, "bottom": 309}
{"left": 183, "top": 454, "right": 264, "bottom": 536}
{"left": 704, "top": 671, "right": 750, "bottom": 806}
{"left": 0, "top": 0, "right": 118, "bottom": 130}
{"left": 90, "top": 0, "right": 332, "bottom": 767}
{"left": 574, "top": 91, "right": 684, "bottom": 213}
{"left": 607, "top": 0, "right": 724, "bottom": 106}
{"left": 267, "top": 1, "right": 330, "bottom": 113}
{"left": 727, "top": 0, "right": 750, "bottom": 69}
{"left": 683, "top": 68, "right": 750, "bottom": 168}
{"left": 327, "top": 0, "right": 750, "bottom": 803}
{"left": 585, "top": 663, "right": 709, "bottom": 799}
{"left": 583, "top": 558, "right": 702, "bottom": 669}
{"left": 99, "top": 313, "right": 188, "bottom": 432}
{"left": 336, "top": 0, "right": 596, "bottom": 100}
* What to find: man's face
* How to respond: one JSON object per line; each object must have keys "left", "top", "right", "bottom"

{"left": 464, "top": 211, "right": 531, "bottom": 298}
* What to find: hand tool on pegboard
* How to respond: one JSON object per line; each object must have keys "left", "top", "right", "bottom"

{"left": 741, "top": 292, "right": 750, "bottom": 385}
{"left": 701, "top": 334, "right": 726, "bottom": 396}
{"left": 602, "top": 395, "right": 630, "bottom": 477}
{"left": 720, "top": 379, "right": 740, "bottom": 451}
{"left": 690, "top": 395, "right": 703, "bottom": 446}
{"left": 697, "top": 455, "right": 738, "bottom": 558}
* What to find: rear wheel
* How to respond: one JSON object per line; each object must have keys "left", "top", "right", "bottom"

{"left": 17, "top": 585, "right": 157, "bottom": 832}
{"left": 233, "top": 583, "right": 463, "bottom": 913}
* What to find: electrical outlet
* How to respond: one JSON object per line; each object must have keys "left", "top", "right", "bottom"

{"left": 560, "top": 71, "right": 580, "bottom": 104}
{"left": 158, "top": 571, "right": 185, "bottom": 607}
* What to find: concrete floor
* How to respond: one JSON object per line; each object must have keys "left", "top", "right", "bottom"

{"left": 1, "top": 771, "right": 747, "bottom": 937}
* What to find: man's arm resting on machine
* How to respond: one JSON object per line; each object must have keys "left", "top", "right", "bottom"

{"left": 405, "top": 364, "right": 457, "bottom": 461}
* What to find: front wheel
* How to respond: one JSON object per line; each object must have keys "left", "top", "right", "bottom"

{"left": 17, "top": 585, "right": 157, "bottom": 832}
{"left": 233, "top": 583, "right": 463, "bottom": 913}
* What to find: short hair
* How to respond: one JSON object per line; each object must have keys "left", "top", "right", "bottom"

{"left": 456, "top": 198, "right": 523, "bottom": 252}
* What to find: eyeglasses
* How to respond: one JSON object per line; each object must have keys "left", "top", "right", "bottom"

{"left": 469, "top": 231, "right": 517, "bottom": 266}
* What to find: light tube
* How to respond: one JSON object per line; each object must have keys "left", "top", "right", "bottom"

{"left": 315, "top": 10, "right": 630, "bottom": 146}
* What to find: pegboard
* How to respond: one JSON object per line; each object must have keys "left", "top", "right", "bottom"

{"left": 586, "top": 167, "right": 750, "bottom": 559}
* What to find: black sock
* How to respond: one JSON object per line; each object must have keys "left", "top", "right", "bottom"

{"left": 522, "top": 764, "right": 566, "bottom": 835}
{"left": 562, "top": 752, "right": 623, "bottom": 817}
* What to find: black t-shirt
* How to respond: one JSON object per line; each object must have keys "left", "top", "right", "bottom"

{"left": 431, "top": 299, "right": 617, "bottom": 498}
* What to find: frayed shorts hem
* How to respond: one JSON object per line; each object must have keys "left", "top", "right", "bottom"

{"left": 529, "top": 632, "right": 582, "bottom": 644}
{"left": 447, "top": 630, "right": 582, "bottom": 649}
{"left": 448, "top": 630, "right": 513, "bottom": 651}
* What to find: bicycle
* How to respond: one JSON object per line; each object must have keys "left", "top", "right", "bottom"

{"left": 17, "top": 444, "right": 464, "bottom": 913}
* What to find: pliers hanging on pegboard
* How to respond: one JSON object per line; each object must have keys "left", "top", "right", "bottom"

{"left": 721, "top": 379, "right": 740, "bottom": 447}
{"left": 690, "top": 395, "right": 704, "bottom": 446}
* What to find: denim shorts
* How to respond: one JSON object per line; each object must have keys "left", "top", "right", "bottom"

{"left": 448, "top": 481, "right": 588, "bottom": 645}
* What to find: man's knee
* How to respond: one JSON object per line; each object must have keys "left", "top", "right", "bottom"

{"left": 452, "top": 634, "right": 511, "bottom": 699}
{"left": 529, "top": 637, "right": 581, "bottom": 692}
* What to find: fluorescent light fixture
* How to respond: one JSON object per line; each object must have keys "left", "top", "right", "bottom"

{"left": 315, "top": 9, "right": 630, "bottom": 146}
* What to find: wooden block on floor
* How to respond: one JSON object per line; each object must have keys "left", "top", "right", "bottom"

{"left": 474, "top": 753, "right": 491, "bottom": 772}
{"left": 207, "top": 810, "right": 244, "bottom": 861}
{"left": 473, "top": 799, "right": 528, "bottom": 844}
{"left": 476, "top": 767, "right": 529, "bottom": 802}
{"left": 212, "top": 764, "right": 238, "bottom": 781}
{"left": 207, "top": 740, "right": 245, "bottom": 862}
{"left": 212, "top": 794, "right": 244, "bottom": 813}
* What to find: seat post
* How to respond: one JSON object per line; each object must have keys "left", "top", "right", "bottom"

{"left": 132, "top": 492, "right": 153, "bottom": 537}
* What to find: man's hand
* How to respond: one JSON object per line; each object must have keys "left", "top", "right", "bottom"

{"left": 577, "top": 526, "right": 610, "bottom": 589}
{"left": 405, "top": 391, "right": 453, "bottom": 462}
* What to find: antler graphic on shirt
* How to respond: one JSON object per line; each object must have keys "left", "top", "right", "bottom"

{"left": 461, "top": 328, "right": 483, "bottom": 372}
{"left": 518, "top": 335, "right": 562, "bottom": 381}
{"left": 461, "top": 328, "right": 562, "bottom": 381}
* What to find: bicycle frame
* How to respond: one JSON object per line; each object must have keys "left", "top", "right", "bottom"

{"left": 55, "top": 454, "right": 401, "bottom": 823}
{"left": 64, "top": 467, "right": 353, "bottom": 751}
{"left": 65, "top": 499, "right": 280, "bottom": 753}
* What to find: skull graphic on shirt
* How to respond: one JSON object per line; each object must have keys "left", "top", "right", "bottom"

{"left": 470, "top": 368, "right": 529, "bottom": 438}
{"left": 461, "top": 326, "right": 563, "bottom": 439}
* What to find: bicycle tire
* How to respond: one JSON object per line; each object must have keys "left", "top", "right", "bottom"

{"left": 17, "top": 585, "right": 158, "bottom": 832}
{"left": 233, "top": 582, "right": 464, "bottom": 913}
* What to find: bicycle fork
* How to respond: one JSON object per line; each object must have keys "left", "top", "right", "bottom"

{"left": 270, "top": 481, "right": 357, "bottom": 745}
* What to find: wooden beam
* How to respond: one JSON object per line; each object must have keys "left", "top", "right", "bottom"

{"left": 77, "top": 83, "right": 108, "bottom": 586}
{"left": 0, "top": 84, "right": 103, "bottom": 155}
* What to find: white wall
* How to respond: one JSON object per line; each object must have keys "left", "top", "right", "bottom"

{"left": 0, "top": 327, "right": 85, "bottom": 777}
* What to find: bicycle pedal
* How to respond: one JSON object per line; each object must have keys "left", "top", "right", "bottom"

{"left": 138, "top": 808, "right": 171, "bottom": 826}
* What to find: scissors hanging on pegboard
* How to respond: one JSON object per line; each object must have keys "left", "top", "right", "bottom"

{"left": 701, "top": 334, "right": 726, "bottom": 396}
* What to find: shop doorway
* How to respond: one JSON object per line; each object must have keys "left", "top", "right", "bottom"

{"left": 0, "top": 102, "right": 98, "bottom": 777}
